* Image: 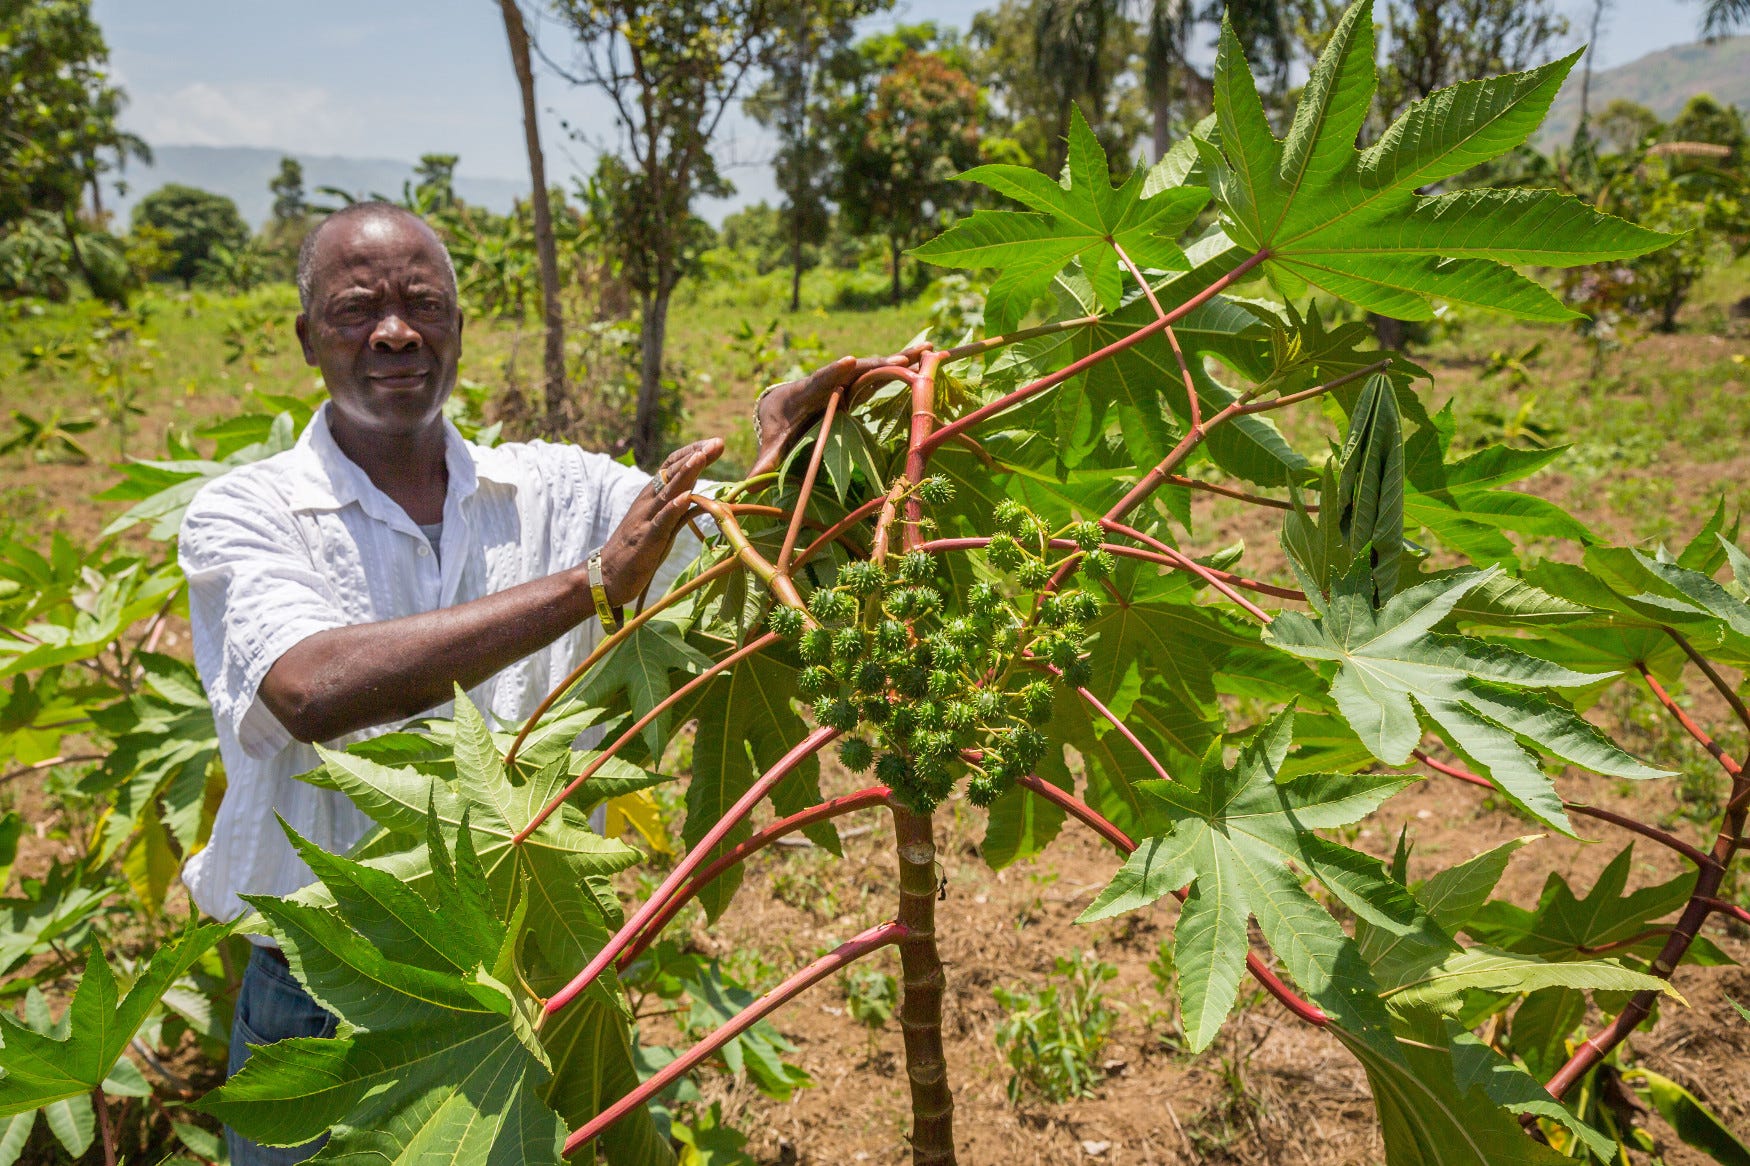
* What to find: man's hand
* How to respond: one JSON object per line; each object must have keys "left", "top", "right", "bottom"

{"left": 599, "top": 438, "right": 724, "bottom": 607}
{"left": 751, "top": 348, "right": 929, "bottom": 477}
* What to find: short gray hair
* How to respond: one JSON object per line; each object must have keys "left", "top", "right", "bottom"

{"left": 296, "top": 201, "right": 458, "bottom": 313}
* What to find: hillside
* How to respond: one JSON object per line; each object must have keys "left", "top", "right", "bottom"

{"left": 106, "top": 145, "right": 526, "bottom": 227}
{"left": 1540, "top": 34, "right": 1750, "bottom": 144}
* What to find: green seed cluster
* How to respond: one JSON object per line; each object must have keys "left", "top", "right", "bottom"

{"left": 770, "top": 485, "right": 1104, "bottom": 815}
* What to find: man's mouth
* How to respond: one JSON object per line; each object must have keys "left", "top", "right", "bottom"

{"left": 368, "top": 369, "right": 431, "bottom": 390}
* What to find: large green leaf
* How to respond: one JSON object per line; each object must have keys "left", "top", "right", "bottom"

{"left": 0, "top": 922, "right": 229, "bottom": 1115}
{"left": 1203, "top": 3, "right": 1669, "bottom": 322}
{"left": 1264, "top": 562, "right": 1666, "bottom": 832}
{"left": 199, "top": 817, "right": 569, "bottom": 1166}
{"left": 1080, "top": 712, "right": 1411, "bottom": 1055}
{"left": 913, "top": 106, "right": 1208, "bottom": 332}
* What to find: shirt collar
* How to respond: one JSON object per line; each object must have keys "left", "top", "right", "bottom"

{"left": 284, "top": 402, "right": 505, "bottom": 526}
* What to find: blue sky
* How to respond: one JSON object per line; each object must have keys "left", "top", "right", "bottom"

{"left": 95, "top": 0, "right": 1709, "bottom": 214}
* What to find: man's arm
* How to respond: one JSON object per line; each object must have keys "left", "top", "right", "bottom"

{"left": 259, "top": 438, "right": 719, "bottom": 744}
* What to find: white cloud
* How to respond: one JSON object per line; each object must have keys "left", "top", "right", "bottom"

{"left": 127, "top": 81, "right": 355, "bottom": 154}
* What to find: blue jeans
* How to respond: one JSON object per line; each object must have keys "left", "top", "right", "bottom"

{"left": 225, "top": 946, "right": 339, "bottom": 1166}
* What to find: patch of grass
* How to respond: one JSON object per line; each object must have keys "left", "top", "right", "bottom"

{"left": 992, "top": 950, "right": 1118, "bottom": 1104}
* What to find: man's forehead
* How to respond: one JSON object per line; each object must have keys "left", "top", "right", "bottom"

{"left": 313, "top": 214, "right": 450, "bottom": 284}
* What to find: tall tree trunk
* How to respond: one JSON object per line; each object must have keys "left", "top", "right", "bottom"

{"left": 635, "top": 289, "right": 670, "bottom": 468}
{"left": 498, "top": 0, "right": 568, "bottom": 436}
{"left": 890, "top": 236, "right": 903, "bottom": 306}
{"left": 894, "top": 809, "right": 955, "bottom": 1164}
{"left": 1577, "top": 0, "right": 1609, "bottom": 133}
{"left": 1150, "top": 89, "right": 1172, "bottom": 162}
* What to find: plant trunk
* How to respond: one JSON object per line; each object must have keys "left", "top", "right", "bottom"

{"left": 790, "top": 224, "right": 804, "bottom": 313}
{"left": 890, "top": 236, "right": 904, "bottom": 306}
{"left": 1150, "top": 89, "right": 1172, "bottom": 163}
{"left": 635, "top": 289, "right": 670, "bottom": 469}
{"left": 1368, "top": 312, "right": 1407, "bottom": 350}
{"left": 498, "top": 0, "right": 568, "bottom": 437}
{"left": 893, "top": 808, "right": 954, "bottom": 1164}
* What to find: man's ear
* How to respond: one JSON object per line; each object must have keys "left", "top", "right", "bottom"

{"left": 295, "top": 313, "right": 317, "bottom": 367}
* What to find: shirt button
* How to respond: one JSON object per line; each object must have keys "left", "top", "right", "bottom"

{"left": 417, "top": 544, "right": 430, "bottom": 556}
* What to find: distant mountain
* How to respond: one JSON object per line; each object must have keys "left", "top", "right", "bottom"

{"left": 106, "top": 145, "right": 528, "bottom": 228}
{"left": 1539, "top": 35, "right": 1750, "bottom": 145}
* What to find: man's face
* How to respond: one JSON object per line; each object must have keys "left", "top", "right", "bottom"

{"left": 296, "top": 212, "right": 464, "bottom": 439}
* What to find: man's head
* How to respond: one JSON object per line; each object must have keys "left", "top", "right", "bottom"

{"left": 295, "top": 202, "right": 464, "bottom": 441}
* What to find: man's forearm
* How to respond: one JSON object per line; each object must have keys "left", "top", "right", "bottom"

{"left": 260, "top": 565, "right": 598, "bottom": 744}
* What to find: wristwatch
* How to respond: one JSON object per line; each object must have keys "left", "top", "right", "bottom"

{"left": 585, "top": 549, "right": 621, "bottom": 633}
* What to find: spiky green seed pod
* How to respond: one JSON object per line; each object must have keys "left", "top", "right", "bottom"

{"left": 917, "top": 475, "right": 955, "bottom": 505}
{"left": 767, "top": 605, "right": 805, "bottom": 638}
{"left": 914, "top": 700, "right": 946, "bottom": 731}
{"left": 832, "top": 626, "right": 865, "bottom": 663}
{"left": 892, "top": 664, "right": 929, "bottom": 699}
{"left": 856, "top": 660, "right": 887, "bottom": 694}
{"left": 987, "top": 532, "right": 1022, "bottom": 571}
{"left": 861, "top": 697, "right": 891, "bottom": 724}
{"left": 1083, "top": 548, "right": 1116, "bottom": 580}
{"left": 915, "top": 729, "right": 956, "bottom": 758}
{"left": 928, "top": 634, "right": 964, "bottom": 671}
{"left": 994, "top": 498, "right": 1027, "bottom": 531}
{"left": 799, "top": 627, "right": 832, "bottom": 665}
{"left": 798, "top": 665, "right": 834, "bottom": 697}
{"left": 1062, "top": 657, "right": 1093, "bottom": 687}
{"left": 974, "top": 690, "right": 1006, "bottom": 721}
{"left": 1068, "top": 521, "right": 1104, "bottom": 553}
{"left": 813, "top": 696, "right": 859, "bottom": 732}
{"left": 967, "top": 772, "right": 1004, "bottom": 808}
{"left": 1066, "top": 590, "right": 1100, "bottom": 622}
{"left": 839, "top": 737, "right": 874, "bottom": 772}
{"left": 1020, "top": 680, "right": 1054, "bottom": 724}
{"left": 967, "top": 581, "right": 1004, "bottom": 618}
{"left": 944, "top": 700, "right": 976, "bottom": 730}
{"left": 838, "top": 560, "right": 884, "bottom": 595}
{"left": 927, "top": 669, "right": 956, "bottom": 699}
{"left": 806, "top": 587, "right": 838, "bottom": 623}
{"left": 889, "top": 704, "right": 918, "bottom": 739}
{"left": 1047, "top": 635, "right": 1080, "bottom": 670}
{"left": 899, "top": 550, "right": 937, "bottom": 584}
{"left": 1017, "top": 559, "right": 1052, "bottom": 589}
{"left": 878, "top": 619, "right": 910, "bottom": 654}
{"left": 875, "top": 751, "right": 909, "bottom": 786}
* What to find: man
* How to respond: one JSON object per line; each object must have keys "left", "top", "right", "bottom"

{"left": 178, "top": 202, "right": 912, "bottom": 1164}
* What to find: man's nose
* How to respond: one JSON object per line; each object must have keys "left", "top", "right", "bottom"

{"left": 369, "top": 314, "right": 423, "bottom": 352}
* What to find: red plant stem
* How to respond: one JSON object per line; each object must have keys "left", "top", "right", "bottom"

{"left": 615, "top": 786, "right": 895, "bottom": 969}
{"left": 1167, "top": 474, "right": 1303, "bottom": 511}
{"left": 1638, "top": 662, "right": 1742, "bottom": 778}
{"left": 1413, "top": 748, "right": 1718, "bottom": 869}
{"left": 913, "top": 537, "right": 1304, "bottom": 602}
{"left": 902, "top": 352, "right": 945, "bottom": 552}
{"left": 693, "top": 496, "right": 811, "bottom": 615}
{"left": 93, "top": 1087, "right": 116, "bottom": 1166}
{"left": 1012, "top": 773, "right": 1330, "bottom": 1027}
{"left": 544, "top": 725, "right": 842, "bottom": 1015}
{"left": 1025, "top": 660, "right": 1177, "bottom": 785}
{"left": 1112, "top": 242, "right": 1200, "bottom": 431}
{"left": 938, "top": 315, "right": 1100, "bottom": 363}
{"left": 893, "top": 807, "right": 955, "bottom": 1164}
{"left": 1111, "top": 240, "right": 1170, "bottom": 323}
{"left": 919, "top": 250, "right": 1271, "bottom": 456}
{"left": 513, "top": 633, "right": 783, "bottom": 845}
{"left": 777, "top": 388, "right": 842, "bottom": 574}
{"left": 869, "top": 477, "right": 912, "bottom": 567}
{"left": 1664, "top": 626, "right": 1750, "bottom": 739}
{"left": 798, "top": 494, "right": 889, "bottom": 566}
{"left": 1100, "top": 519, "right": 1274, "bottom": 623}
{"left": 505, "top": 556, "right": 741, "bottom": 767}
{"left": 563, "top": 921, "right": 908, "bottom": 1155}
{"left": 1701, "top": 897, "right": 1750, "bottom": 927}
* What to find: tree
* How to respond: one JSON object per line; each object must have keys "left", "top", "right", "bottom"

{"left": 1595, "top": 99, "right": 1662, "bottom": 155}
{"left": 1137, "top": 0, "right": 1195, "bottom": 161}
{"left": 1669, "top": 93, "right": 1747, "bottom": 164}
{"left": 832, "top": 51, "right": 984, "bottom": 304}
{"left": 130, "top": 185, "right": 250, "bottom": 287}
{"left": 970, "top": 0, "right": 1143, "bottom": 170}
{"left": 498, "top": 0, "right": 569, "bottom": 437}
{"left": 413, "top": 153, "right": 460, "bottom": 211}
{"left": 269, "top": 156, "right": 307, "bottom": 223}
{"left": 545, "top": 0, "right": 777, "bottom": 469}
{"left": 0, "top": 0, "right": 148, "bottom": 301}
{"left": 1375, "top": 0, "right": 1569, "bottom": 126}
{"left": 747, "top": 0, "right": 892, "bottom": 312}
{"left": 1698, "top": 0, "right": 1750, "bottom": 37}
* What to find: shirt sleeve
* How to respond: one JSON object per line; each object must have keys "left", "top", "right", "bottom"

{"left": 178, "top": 480, "right": 349, "bottom": 760}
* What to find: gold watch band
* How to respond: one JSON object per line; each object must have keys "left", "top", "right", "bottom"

{"left": 586, "top": 550, "right": 620, "bottom": 633}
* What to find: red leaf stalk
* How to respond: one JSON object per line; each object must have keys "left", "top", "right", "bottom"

{"left": 513, "top": 633, "right": 783, "bottom": 844}
{"left": 616, "top": 786, "right": 895, "bottom": 969}
{"left": 1413, "top": 748, "right": 1717, "bottom": 869}
{"left": 1638, "top": 662, "right": 1743, "bottom": 778}
{"left": 1100, "top": 519, "right": 1273, "bottom": 624}
{"left": 903, "top": 351, "right": 946, "bottom": 553}
{"left": 506, "top": 556, "right": 741, "bottom": 767}
{"left": 919, "top": 249, "right": 1272, "bottom": 457}
{"left": 545, "top": 725, "right": 842, "bottom": 1015}
{"left": 564, "top": 920, "right": 909, "bottom": 1156}
{"left": 777, "top": 388, "right": 843, "bottom": 574}
{"left": 938, "top": 314, "right": 1099, "bottom": 363}
{"left": 797, "top": 494, "right": 889, "bottom": 564}
{"left": 1664, "top": 626, "right": 1750, "bottom": 739}
{"left": 1012, "top": 773, "right": 1329, "bottom": 1027}
{"left": 912, "top": 537, "right": 1304, "bottom": 601}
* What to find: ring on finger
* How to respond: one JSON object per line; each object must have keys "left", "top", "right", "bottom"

{"left": 652, "top": 465, "right": 669, "bottom": 495}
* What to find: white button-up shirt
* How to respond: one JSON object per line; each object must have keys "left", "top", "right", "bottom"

{"left": 178, "top": 404, "right": 698, "bottom": 924}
